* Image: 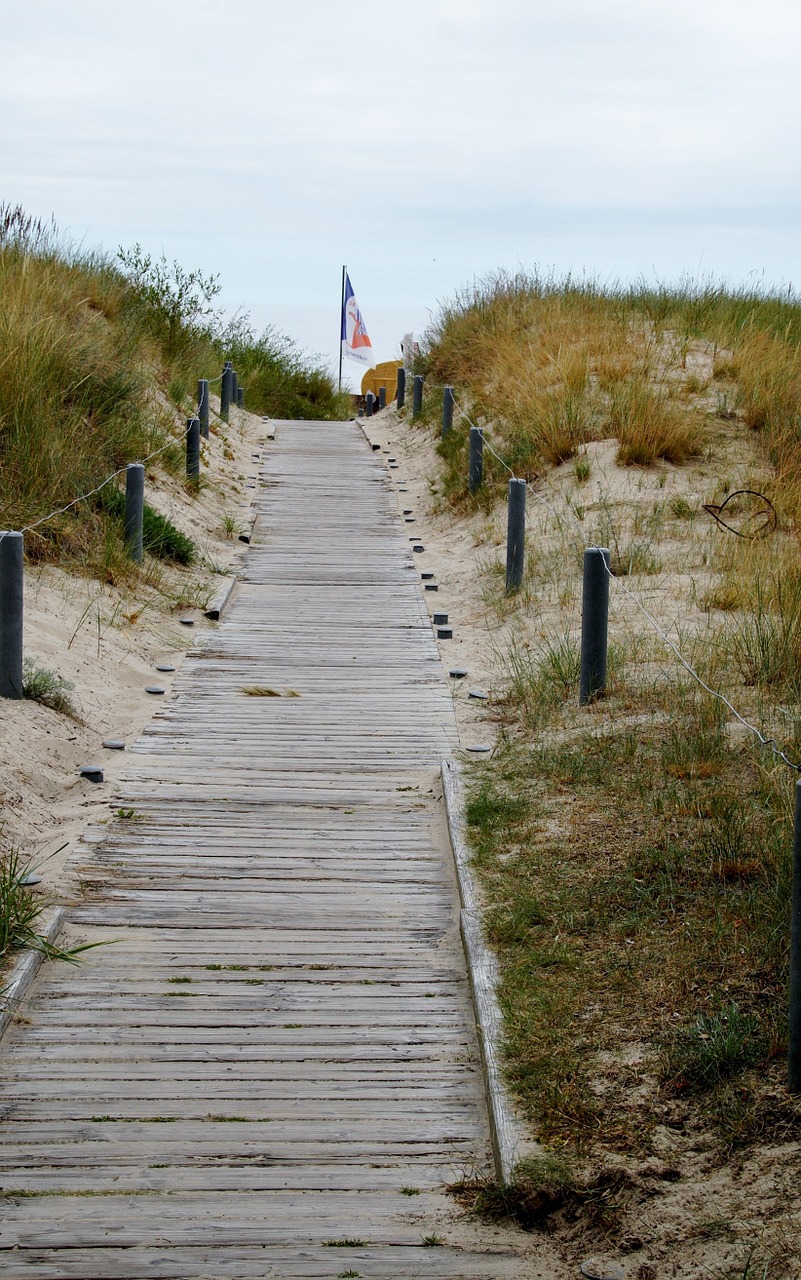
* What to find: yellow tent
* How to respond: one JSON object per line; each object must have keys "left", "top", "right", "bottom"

{"left": 361, "top": 360, "right": 402, "bottom": 402}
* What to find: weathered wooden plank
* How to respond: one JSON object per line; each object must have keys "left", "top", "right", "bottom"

{"left": 0, "top": 1247, "right": 521, "bottom": 1280}
{"left": 0, "top": 420, "right": 516, "bottom": 1278}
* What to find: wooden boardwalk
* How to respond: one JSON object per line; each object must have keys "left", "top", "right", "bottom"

{"left": 0, "top": 422, "right": 521, "bottom": 1278}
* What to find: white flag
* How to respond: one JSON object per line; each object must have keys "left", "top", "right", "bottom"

{"left": 341, "top": 274, "right": 375, "bottom": 368}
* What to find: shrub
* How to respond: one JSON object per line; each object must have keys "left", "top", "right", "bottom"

{"left": 22, "top": 658, "right": 79, "bottom": 718}
{"left": 99, "top": 486, "right": 195, "bottom": 564}
{"left": 0, "top": 849, "right": 44, "bottom": 959}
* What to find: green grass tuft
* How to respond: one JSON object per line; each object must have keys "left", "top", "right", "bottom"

{"left": 659, "top": 1002, "right": 768, "bottom": 1090}
{"left": 22, "top": 658, "right": 79, "bottom": 718}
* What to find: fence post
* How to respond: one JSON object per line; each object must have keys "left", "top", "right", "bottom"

{"left": 197, "top": 379, "right": 210, "bottom": 439}
{"left": 378, "top": 386, "right": 386, "bottom": 410}
{"left": 790, "top": 778, "right": 801, "bottom": 1091}
{"left": 124, "top": 463, "right": 145, "bottom": 563}
{"left": 412, "top": 375, "right": 424, "bottom": 419}
{"left": 365, "top": 391, "right": 375, "bottom": 417}
{"left": 237, "top": 387, "right": 244, "bottom": 409}
{"left": 469, "top": 426, "right": 484, "bottom": 492}
{"left": 505, "top": 478, "right": 526, "bottom": 594}
{"left": 396, "top": 367, "right": 406, "bottom": 409}
{"left": 186, "top": 417, "right": 201, "bottom": 482}
{"left": 231, "top": 369, "right": 239, "bottom": 409}
{"left": 442, "top": 386, "right": 454, "bottom": 437}
{"left": 220, "top": 362, "right": 233, "bottom": 421}
{"left": 579, "top": 547, "right": 611, "bottom": 705}
{"left": 0, "top": 531, "right": 24, "bottom": 699}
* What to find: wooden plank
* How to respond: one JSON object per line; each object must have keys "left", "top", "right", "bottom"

{"left": 4, "top": 1245, "right": 521, "bottom": 1278}
{"left": 0, "top": 420, "right": 517, "bottom": 1278}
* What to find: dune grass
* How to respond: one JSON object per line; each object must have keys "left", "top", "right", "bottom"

{"left": 0, "top": 205, "right": 348, "bottom": 570}
{"left": 419, "top": 269, "right": 801, "bottom": 520}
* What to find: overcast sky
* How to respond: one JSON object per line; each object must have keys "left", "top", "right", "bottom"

{"left": 2, "top": 0, "right": 799, "bottom": 388}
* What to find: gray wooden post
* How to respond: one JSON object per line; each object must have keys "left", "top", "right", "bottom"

{"left": 124, "top": 463, "right": 145, "bottom": 563}
{"left": 579, "top": 547, "right": 611, "bottom": 705}
{"left": 365, "top": 391, "right": 375, "bottom": 417}
{"left": 231, "top": 369, "right": 239, "bottom": 408}
{"left": 0, "top": 531, "right": 24, "bottom": 699}
{"left": 197, "top": 379, "right": 210, "bottom": 439}
{"left": 237, "top": 387, "right": 244, "bottom": 408}
{"left": 505, "top": 479, "right": 526, "bottom": 594}
{"left": 412, "top": 375, "right": 424, "bottom": 419}
{"left": 220, "top": 362, "right": 233, "bottom": 421}
{"left": 469, "top": 426, "right": 484, "bottom": 492}
{"left": 378, "top": 386, "right": 386, "bottom": 410}
{"left": 396, "top": 367, "right": 406, "bottom": 409}
{"left": 186, "top": 417, "right": 201, "bottom": 481}
{"left": 790, "top": 778, "right": 801, "bottom": 1091}
{"left": 442, "top": 386, "right": 454, "bottom": 437}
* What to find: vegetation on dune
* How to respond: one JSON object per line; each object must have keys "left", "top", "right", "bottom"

{"left": 0, "top": 209, "right": 162, "bottom": 553}
{"left": 222, "top": 318, "right": 351, "bottom": 422}
{"left": 0, "top": 204, "right": 348, "bottom": 567}
{"left": 421, "top": 268, "right": 801, "bottom": 524}
{"left": 413, "top": 270, "right": 801, "bottom": 1257}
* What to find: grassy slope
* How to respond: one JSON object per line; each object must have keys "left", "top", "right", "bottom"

{"left": 0, "top": 206, "right": 349, "bottom": 570}
{"left": 417, "top": 273, "right": 801, "bottom": 1273}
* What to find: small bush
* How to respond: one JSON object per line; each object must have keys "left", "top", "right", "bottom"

{"left": 724, "top": 575, "right": 801, "bottom": 704}
{"left": 485, "top": 894, "right": 548, "bottom": 946}
{"left": 99, "top": 486, "right": 195, "bottom": 564}
{"left": 1, "top": 847, "right": 102, "bottom": 965}
{"left": 466, "top": 781, "right": 530, "bottom": 862}
{"left": 22, "top": 658, "right": 78, "bottom": 718}
{"left": 457, "top": 1158, "right": 635, "bottom": 1233}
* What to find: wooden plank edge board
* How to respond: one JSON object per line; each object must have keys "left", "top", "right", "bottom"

{"left": 440, "top": 757, "right": 534, "bottom": 1185}
{"left": 204, "top": 573, "right": 239, "bottom": 621}
{"left": 0, "top": 907, "right": 65, "bottom": 1042}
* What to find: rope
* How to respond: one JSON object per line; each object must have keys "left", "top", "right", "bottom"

{"left": 18, "top": 436, "right": 182, "bottom": 537}
{"left": 451, "top": 396, "right": 518, "bottom": 480}
{"left": 599, "top": 557, "right": 801, "bottom": 772}
{"left": 1, "top": 364, "right": 230, "bottom": 547}
{"left": 445, "top": 389, "right": 801, "bottom": 774}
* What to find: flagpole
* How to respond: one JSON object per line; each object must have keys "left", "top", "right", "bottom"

{"left": 338, "top": 265, "right": 346, "bottom": 393}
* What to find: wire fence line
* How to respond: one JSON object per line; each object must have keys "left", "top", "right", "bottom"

{"left": 0, "top": 372, "right": 236, "bottom": 547}
{"left": 18, "top": 436, "right": 181, "bottom": 538}
{"left": 444, "top": 388, "right": 801, "bottom": 774}
{"left": 451, "top": 397, "right": 519, "bottom": 481}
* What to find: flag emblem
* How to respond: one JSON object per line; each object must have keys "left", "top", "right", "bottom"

{"left": 341, "top": 274, "right": 374, "bottom": 368}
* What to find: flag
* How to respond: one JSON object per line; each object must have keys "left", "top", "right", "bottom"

{"left": 341, "top": 274, "right": 374, "bottom": 368}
